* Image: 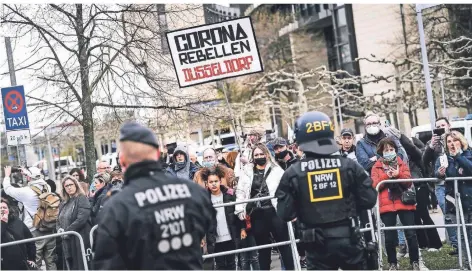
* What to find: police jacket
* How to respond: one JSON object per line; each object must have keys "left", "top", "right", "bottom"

{"left": 275, "top": 153, "right": 377, "bottom": 227}
{"left": 92, "top": 160, "right": 216, "bottom": 270}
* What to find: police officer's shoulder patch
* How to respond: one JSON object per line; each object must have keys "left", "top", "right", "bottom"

{"left": 307, "top": 168, "right": 343, "bottom": 202}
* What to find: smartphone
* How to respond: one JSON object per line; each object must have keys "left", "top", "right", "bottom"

{"left": 433, "top": 128, "right": 446, "bottom": 136}
{"left": 440, "top": 154, "right": 448, "bottom": 168}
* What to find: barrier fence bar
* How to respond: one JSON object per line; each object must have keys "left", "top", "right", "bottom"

{"left": 374, "top": 177, "right": 472, "bottom": 270}
{"left": 457, "top": 192, "right": 472, "bottom": 270}
{"left": 203, "top": 240, "right": 295, "bottom": 259}
{"left": 0, "top": 231, "right": 89, "bottom": 271}
{"left": 454, "top": 180, "right": 463, "bottom": 268}
{"left": 90, "top": 224, "right": 98, "bottom": 248}
{"left": 287, "top": 221, "right": 302, "bottom": 271}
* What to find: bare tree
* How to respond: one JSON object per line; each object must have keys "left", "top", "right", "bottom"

{"left": 1, "top": 4, "right": 210, "bottom": 181}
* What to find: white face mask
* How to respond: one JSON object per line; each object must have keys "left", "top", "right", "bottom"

{"left": 366, "top": 126, "right": 380, "bottom": 135}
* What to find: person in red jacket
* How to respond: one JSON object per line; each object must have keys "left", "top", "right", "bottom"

{"left": 371, "top": 137, "right": 421, "bottom": 271}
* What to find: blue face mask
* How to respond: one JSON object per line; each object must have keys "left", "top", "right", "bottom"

{"left": 383, "top": 152, "right": 396, "bottom": 161}
{"left": 202, "top": 161, "right": 216, "bottom": 168}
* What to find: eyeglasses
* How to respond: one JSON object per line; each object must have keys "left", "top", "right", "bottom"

{"left": 365, "top": 122, "right": 380, "bottom": 127}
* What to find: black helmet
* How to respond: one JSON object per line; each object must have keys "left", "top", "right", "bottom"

{"left": 294, "top": 111, "right": 338, "bottom": 155}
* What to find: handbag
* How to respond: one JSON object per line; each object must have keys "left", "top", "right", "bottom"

{"left": 401, "top": 184, "right": 417, "bottom": 205}
{"left": 246, "top": 167, "right": 272, "bottom": 214}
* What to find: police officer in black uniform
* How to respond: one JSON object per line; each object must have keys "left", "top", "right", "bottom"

{"left": 92, "top": 121, "right": 215, "bottom": 270}
{"left": 275, "top": 111, "right": 378, "bottom": 270}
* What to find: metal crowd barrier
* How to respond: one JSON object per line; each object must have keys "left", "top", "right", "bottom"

{"left": 0, "top": 231, "right": 89, "bottom": 271}
{"left": 88, "top": 195, "right": 303, "bottom": 270}
{"left": 374, "top": 177, "right": 472, "bottom": 271}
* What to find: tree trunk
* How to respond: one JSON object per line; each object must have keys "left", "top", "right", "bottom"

{"left": 76, "top": 4, "right": 97, "bottom": 183}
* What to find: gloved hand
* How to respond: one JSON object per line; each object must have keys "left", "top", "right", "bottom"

{"left": 383, "top": 126, "right": 401, "bottom": 140}
{"left": 27, "top": 260, "right": 36, "bottom": 269}
{"left": 238, "top": 211, "right": 246, "bottom": 221}
{"left": 57, "top": 228, "right": 64, "bottom": 233}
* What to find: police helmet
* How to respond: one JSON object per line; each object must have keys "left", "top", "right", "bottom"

{"left": 294, "top": 111, "right": 338, "bottom": 155}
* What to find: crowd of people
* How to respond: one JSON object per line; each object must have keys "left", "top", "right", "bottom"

{"left": 1, "top": 113, "right": 472, "bottom": 270}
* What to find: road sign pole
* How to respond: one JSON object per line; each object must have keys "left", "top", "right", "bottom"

{"left": 416, "top": 4, "right": 438, "bottom": 130}
{"left": 4, "top": 37, "right": 28, "bottom": 167}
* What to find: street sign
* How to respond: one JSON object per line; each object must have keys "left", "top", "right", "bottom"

{"left": 6, "top": 129, "right": 31, "bottom": 145}
{"left": 1, "top": 85, "right": 31, "bottom": 146}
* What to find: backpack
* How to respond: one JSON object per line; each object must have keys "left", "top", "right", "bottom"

{"left": 30, "top": 185, "right": 60, "bottom": 231}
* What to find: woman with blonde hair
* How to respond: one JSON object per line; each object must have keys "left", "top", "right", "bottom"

{"left": 234, "top": 143, "right": 294, "bottom": 270}
{"left": 57, "top": 175, "right": 92, "bottom": 270}
{"left": 435, "top": 130, "right": 472, "bottom": 267}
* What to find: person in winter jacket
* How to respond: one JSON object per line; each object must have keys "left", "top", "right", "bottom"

{"left": 272, "top": 137, "right": 298, "bottom": 170}
{"left": 89, "top": 172, "right": 111, "bottom": 225}
{"left": 356, "top": 113, "right": 408, "bottom": 175}
{"left": 234, "top": 143, "right": 294, "bottom": 270}
{"left": 371, "top": 138, "right": 420, "bottom": 271}
{"left": 398, "top": 134, "right": 442, "bottom": 251}
{"left": 1, "top": 198, "right": 36, "bottom": 270}
{"left": 201, "top": 165, "right": 242, "bottom": 270}
{"left": 57, "top": 175, "right": 92, "bottom": 270}
{"left": 194, "top": 148, "right": 236, "bottom": 189}
{"left": 422, "top": 117, "right": 458, "bottom": 254}
{"left": 339, "top": 128, "right": 357, "bottom": 161}
{"left": 2, "top": 166, "right": 57, "bottom": 270}
{"left": 234, "top": 129, "right": 264, "bottom": 179}
{"left": 166, "top": 145, "right": 199, "bottom": 181}
{"left": 434, "top": 130, "right": 472, "bottom": 264}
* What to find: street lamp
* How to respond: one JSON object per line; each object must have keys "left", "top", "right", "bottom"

{"left": 265, "top": 101, "right": 277, "bottom": 136}
{"left": 416, "top": 4, "right": 440, "bottom": 130}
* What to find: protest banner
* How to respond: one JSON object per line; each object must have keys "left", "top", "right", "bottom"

{"left": 166, "top": 17, "right": 263, "bottom": 88}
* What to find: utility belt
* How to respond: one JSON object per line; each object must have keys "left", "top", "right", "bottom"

{"left": 299, "top": 217, "right": 361, "bottom": 245}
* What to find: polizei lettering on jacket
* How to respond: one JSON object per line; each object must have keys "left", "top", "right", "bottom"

{"left": 300, "top": 158, "right": 342, "bottom": 172}
{"left": 134, "top": 184, "right": 192, "bottom": 207}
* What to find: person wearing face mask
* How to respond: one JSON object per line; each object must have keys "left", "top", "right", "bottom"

{"left": 234, "top": 129, "right": 264, "bottom": 180}
{"left": 193, "top": 148, "right": 235, "bottom": 189}
{"left": 166, "top": 145, "right": 199, "bottom": 181}
{"left": 235, "top": 143, "right": 295, "bottom": 271}
{"left": 371, "top": 138, "right": 421, "bottom": 271}
{"left": 356, "top": 113, "right": 408, "bottom": 175}
{"left": 434, "top": 130, "right": 472, "bottom": 268}
{"left": 272, "top": 137, "right": 298, "bottom": 170}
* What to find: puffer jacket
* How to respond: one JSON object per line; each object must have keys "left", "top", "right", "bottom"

{"left": 434, "top": 149, "right": 472, "bottom": 211}
{"left": 234, "top": 162, "right": 284, "bottom": 217}
{"left": 371, "top": 156, "right": 416, "bottom": 214}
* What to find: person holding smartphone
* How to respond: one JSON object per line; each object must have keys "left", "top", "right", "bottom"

{"left": 421, "top": 117, "right": 459, "bottom": 255}
{"left": 371, "top": 138, "right": 421, "bottom": 271}
{"left": 434, "top": 130, "right": 472, "bottom": 266}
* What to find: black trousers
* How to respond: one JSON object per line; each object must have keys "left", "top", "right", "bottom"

{"left": 214, "top": 240, "right": 236, "bottom": 270}
{"left": 252, "top": 207, "right": 295, "bottom": 270}
{"left": 415, "top": 186, "right": 443, "bottom": 249}
{"left": 305, "top": 237, "right": 366, "bottom": 270}
{"left": 381, "top": 211, "right": 419, "bottom": 264}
